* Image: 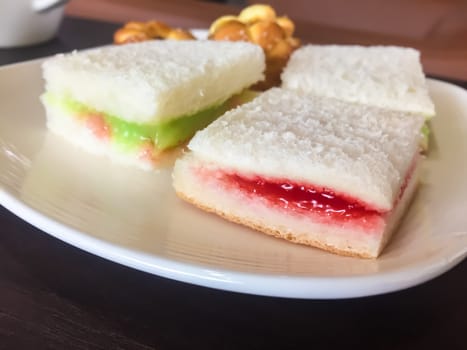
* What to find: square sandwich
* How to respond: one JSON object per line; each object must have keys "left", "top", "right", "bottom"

{"left": 173, "top": 88, "right": 425, "bottom": 258}
{"left": 41, "top": 40, "right": 265, "bottom": 169}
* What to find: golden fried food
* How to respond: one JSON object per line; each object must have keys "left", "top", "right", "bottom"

{"left": 113, "top": 28, "right": 151, "bottom": 44}
{"left": 248, "top": 21, "right": 285, "bottom": 51}
{"left": 209, "top": 15, "right": 239, "bottom": 35}
{"left": 276, "top": 16, "right": 295, "bottom": 37}
{"left": 238, "top": 4, "right": 276, "bottom": 24}
{"left": 145, "top": 21, "right": 172, "bottom": 38}
{"left": 210, "top": 19, "right": 249, "bottom": 42}
{"left": 113, "top": 20, "right": 194, "bottom": 44}
{"left": 165, "top": 28, "right": 196, "bottom": 40}
{"left": 208, "top": 4, "right": 301, "bottom": 90}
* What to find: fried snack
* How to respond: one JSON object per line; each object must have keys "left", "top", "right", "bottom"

{"left": 209, "top": 4, "right": 301, "bottom": 90}
{"left": 114, "top": 20, "right": 195, "bottom": 44}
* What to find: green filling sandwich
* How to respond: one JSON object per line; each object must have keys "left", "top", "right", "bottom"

{"left": 41, "top": 40, "right": 265, "bottom": 169}
{"left": 44, "top": 93, "right": 232, "bottom": 151}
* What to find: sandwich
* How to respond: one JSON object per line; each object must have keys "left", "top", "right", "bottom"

{"left": 172, "top": 88, "right": 425, "bottom": 258}
{"left": 281, "top": 44, "right": 435, "bottom": 149}
{"left": 41, "top": 40, "right": 265, "bottom": 169}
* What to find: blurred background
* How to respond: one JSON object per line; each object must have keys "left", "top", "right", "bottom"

{"left": 65, "top": 0, "right": 467, "bottom": 48}
{"left": 63, "top": 0, "right": 467, "bottom": 80}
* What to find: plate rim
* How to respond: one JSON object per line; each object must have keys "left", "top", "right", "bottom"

{"left": 1, "top": 185, "right": 466, "bottom": 299}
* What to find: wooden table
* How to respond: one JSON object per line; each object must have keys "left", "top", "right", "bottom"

{"left": 1, "top": 3, "right": 467, "bottom": 348}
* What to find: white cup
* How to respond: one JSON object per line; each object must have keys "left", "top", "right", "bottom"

{"left": 0, "top": 0, "right": 69, "bottom": 48}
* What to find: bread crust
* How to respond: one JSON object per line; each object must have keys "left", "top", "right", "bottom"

{"left": 175, "top": 190, "right": 376, "bottom": 259}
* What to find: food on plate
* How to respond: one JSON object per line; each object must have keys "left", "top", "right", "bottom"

{"left": 113, "top": 20, "right": 195, "bottom": 44}
{"left": 41, "top": 40, "right": 265, "bottom": 170}
{"left": 172, "top": 88, "right": 425, "bottom": 258}
{"left": 208, "top": 4, "right": 300, "bottom": 90}
{"left": 281, "top": 44, "right": 435, "bottom": 150}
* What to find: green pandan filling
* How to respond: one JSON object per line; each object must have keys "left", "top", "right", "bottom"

{"left": 420, "top": 121, "right": 430, "bottom": 151}
{"left": 44, "top": 93, "right": 232, "bottom": 151}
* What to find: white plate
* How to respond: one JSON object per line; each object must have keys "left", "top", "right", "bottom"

{"left": 1, "top": 59, "right": 467, "bottom": 299}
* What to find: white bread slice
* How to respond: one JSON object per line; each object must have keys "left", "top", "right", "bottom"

{"left": 42, "top": 40, "right": 265, "bottom": 123}
{"left": 172, "top": 88, "right": 425, "bottom": 258}
{"left": 186, "top": 88, "right": 424, "bottom": 212}
{"left": 281, "top": 45, "right": 435, "bottom": 117}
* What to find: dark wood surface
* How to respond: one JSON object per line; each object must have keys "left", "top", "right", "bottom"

{"left": 1, "top": 15, "right": 467, "bottom": 350}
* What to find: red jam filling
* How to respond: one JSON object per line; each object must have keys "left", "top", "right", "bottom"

{"left": 224, "top": 174, "right": 381, "bottom": 220}
{"left": 83, "top": 113, "right": 111, "bottom": 141}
